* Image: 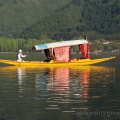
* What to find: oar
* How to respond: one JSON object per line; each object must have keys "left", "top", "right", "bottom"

{"left": 23, "top": 52, "right": 29, "bottom": 61}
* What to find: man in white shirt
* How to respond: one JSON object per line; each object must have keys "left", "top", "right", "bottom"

{"left": 17, "top": 49, "right": 27, "bottom": 62}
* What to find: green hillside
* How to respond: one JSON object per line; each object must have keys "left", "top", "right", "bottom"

{"left": 0, "top": 0, "right": 72, "bottom": 37}
{"left": 20, "top": 0, "right": 120, "bottom": 40}
{"left": 0, "top": 0, "right": 120, "bottom": 40}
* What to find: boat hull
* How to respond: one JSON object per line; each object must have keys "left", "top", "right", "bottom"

{"left": 0, "top": 57, "right": 115, "bottom": 67}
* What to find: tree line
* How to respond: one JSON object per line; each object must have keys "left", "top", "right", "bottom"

{"left": 0, "top": 37, "right": 120, "bottom": 52}
{"left": 0, "top": 38, "right": 54, "bottom": 52}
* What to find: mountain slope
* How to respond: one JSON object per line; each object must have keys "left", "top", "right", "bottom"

{"left": 20, "top": 0, "right": 120, "bottom": 40}
{"left": 0, "top": 0, "right": 120, "bottom": 40}
{"left": 20, "top": 0, "right": 85, "bottom": 40}
{"left": 0, "top": 0, "right": 72, "bottom": 37}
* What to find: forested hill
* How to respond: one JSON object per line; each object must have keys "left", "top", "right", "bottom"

{"left": 1, "top": 0, "right": 120, "bottom": 40}
{"left": 0, "top": 0, "right": 72, "bottom": 37}
{"left": 20, "top": 0, "right": 120, "bottom": 40}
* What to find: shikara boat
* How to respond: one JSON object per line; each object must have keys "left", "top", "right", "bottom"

{"left": 0, "top": 39, "right": 115, "bottom": 66}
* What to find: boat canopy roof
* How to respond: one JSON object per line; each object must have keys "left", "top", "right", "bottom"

{"left": 32, "top": 39, "right": 88, "bottom": 50}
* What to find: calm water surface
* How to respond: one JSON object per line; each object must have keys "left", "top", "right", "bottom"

{"left": 0, "top": 52, "right": 120, "bottom": 120}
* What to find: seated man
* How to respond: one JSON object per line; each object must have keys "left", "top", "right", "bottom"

{"left": 17, "top": 49, "right": 27, "bottom": 62}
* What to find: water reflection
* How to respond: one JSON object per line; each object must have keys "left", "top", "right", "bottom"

{"left": 18, "top": 68, "right": 26, "bottom": 84}
{"left": 0, "top": 66, "right": 116, "bottom": 119}
{"left": 17, "top": 68, "right": 26, "bottom": 95}
{"left": 11, "top": 66, "right": 114, "bottom": 108}
{"left": 53, "top": 67, "right": 70, "bottom": 91}
{"left": 0, "top": 66, "right": 115, "bottom": 98}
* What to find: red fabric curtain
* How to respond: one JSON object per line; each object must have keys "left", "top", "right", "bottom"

{"left": 54, "top": 46, "right": 70, "bottom": 62}
{"left": 79, "top": 44, "right": 89, "bottom": 58}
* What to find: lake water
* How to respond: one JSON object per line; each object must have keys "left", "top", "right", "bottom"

{"left": 0, "top": 52, "right": 120, "bottom": 120}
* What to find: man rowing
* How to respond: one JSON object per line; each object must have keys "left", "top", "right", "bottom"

{"left": 17, "top": 49, "right": 27, "bottom": 62}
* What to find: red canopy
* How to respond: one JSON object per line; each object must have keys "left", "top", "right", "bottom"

{"left": 54, "top": 46, "right": 70, "bottom": 62}
{"left": 79, "top": 44, "right": 89, "bottom": 59}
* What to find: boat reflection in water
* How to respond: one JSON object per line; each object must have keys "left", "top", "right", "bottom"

{"left": 0, "top": 65, "right": 115, "bottom": 112}
{"left": 43, "top": 67, "right": 90, "bottom": 103}
{"left": 33, "top": 66, "right": 115, "bottom": 111}
{"left": 17, "top": 68, "right": 26, "bottom": 95}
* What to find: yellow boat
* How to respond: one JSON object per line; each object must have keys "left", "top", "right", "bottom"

{"left": 0, "top": 57, "right": 115, "bottom": 66}
{"left": 0, "top": 39, "right": 116, "bottom": 66}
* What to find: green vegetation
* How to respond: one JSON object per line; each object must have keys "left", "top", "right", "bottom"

{"left": 0, "top": 0, "right": 120, "bottom": 40}
{"left": 19, "top": 0, "right": 120, "bottom": 40}
{"left": 89, "top": 39, "right": 120, "bottom": 52}
{"left": 0, "top": 0, "right": 72, "bottom": 37}
{"left": 0, "top": 37, "right": 119, "bottom": 52}
{"left": 0, "top": 37, "right": 54, "bottom": 52}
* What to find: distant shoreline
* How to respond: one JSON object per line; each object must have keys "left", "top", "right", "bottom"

{"left": 0, "top": 51, "right": 119, "bottom": 54}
